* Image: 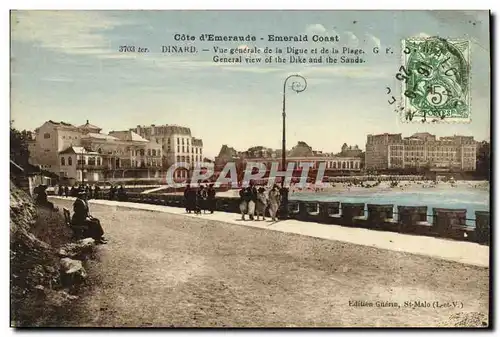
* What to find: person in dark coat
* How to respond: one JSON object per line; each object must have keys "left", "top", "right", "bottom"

{"left": 72, "top": 191, "right": 107, "bottom": 244}
{"left": 117, "top": 185, "right": 127, "bottom": 201}
{"left": 184, "top": 184, "right": 194, "bottom": 213}
{"left": 58, "top": 185, "right": 64, "bottom": 197}
{"left": 64, "top": 185, "right": 69, "bottom": 197}
{"left": 109, "top": 185, "right": 116, "bottom": 200}
{"left": 196, "top": 185, "right": 208, "bottom": 214}
{"left": 206, "top": 184, "right": 216, "bottom": 214}
{"left": 35, "top": 185, "right": 56, "bottom": 210}
{"left": 239, "top": 186, "right": 251, "bottom": 220}
{"left": 247, "top": 182, "right": 258, "bottom": 220}
{"left": 94, "top": 185, "right": 101, "bottom": 199}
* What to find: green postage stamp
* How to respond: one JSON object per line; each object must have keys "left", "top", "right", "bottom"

{"left": 400, "top": 37, "right": 471, "bottom": 123}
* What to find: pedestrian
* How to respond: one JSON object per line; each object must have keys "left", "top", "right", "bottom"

{"left": 239, "top": 186, "right": 249, "bottom": 220}
{"left": 58, "top": 184, "right": 64, "bottom": 197}
{"left": 109, "top": 185, "right": 116, "bottom": 200}
{"left": 268, "top": 184, "right": 281, "bottom": 221}
{"left": 197, "top": 185, "right": 208, "bottom": 214}
{"left": 117, "top": 185, "right": 127, "bottom": 201}
{"left": 255, "top": 187, "right": 268, "bottom": 221}
{"left": 184, "top": 184, "right": 192, "bottom": 213}
{"left": 94, "top": 184, "right": 101, "bottom": 199}
{"left": 206, "top": 184, "right": 216, "bottom": 214}
{"left": 64, "top": 185, "right": 69, "bottom": 197}
{"left": 247, "top": 181, "right": 257, "bottom": 220}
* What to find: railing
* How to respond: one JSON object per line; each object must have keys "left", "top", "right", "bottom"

{"left": 87, "top": 193, "right": 490, "bottom": 245}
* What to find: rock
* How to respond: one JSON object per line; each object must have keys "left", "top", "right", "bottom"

{"left": 59, "top": 258, "right": 87, "bottom": 286}
{"left": 45, "top": 289, "right": 79, "bottom": 308}
{"left": 58, "top": 238, "right": 96, "bottom": 259}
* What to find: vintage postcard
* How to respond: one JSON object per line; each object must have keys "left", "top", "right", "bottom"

{"left": 10, "top": 10, "right": 491, "bottom": 328}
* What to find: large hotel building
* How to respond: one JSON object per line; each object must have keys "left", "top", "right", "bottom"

{"left": 365, "top": 132, "right": 477, "bottom": 171}
{"left": 132, "top": 124, "right": 204, "bottom": 179}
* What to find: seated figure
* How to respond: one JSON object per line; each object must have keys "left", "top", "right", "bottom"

{"left": 72, "top": 191, "right": 107, "bottom": 244}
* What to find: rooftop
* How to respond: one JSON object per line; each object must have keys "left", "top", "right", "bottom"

{"left": 78, "top": 120, "right": 102, "bottom": 131}
{"left": 109, "top": 130, "right": 149, "bottom": 142}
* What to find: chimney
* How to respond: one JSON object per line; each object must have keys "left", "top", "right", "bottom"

{"left": 86, "top": 120, "right": 89, "bottom": 124}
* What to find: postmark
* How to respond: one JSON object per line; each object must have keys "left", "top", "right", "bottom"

{"left": 398, "top": 36, "right": 471, "bottom": 123}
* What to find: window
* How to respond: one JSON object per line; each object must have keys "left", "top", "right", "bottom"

{"left": 88, "top": 157, "right": 96, "bottom": 166}
{"left": 43, "top": 133, "right": 50, "bottom": 139}
{"left": 177, "top": 137, "right": 179, "bottom": 144}
{"left": 68, "top": 157, "right": 72, "bottom": 166}
{"left": 97, "top": 157, "right": 101, "bottom": 166}
{"left": 61, "top": 157, "right": 65, "bottom": 166}
{"left": 182, "top": 146, "right": 185, "bottom": 152}
{"left": 147, "top": 149, "right": 151, "bottom": 156}
{"left": 152, "top": 149, "right": 156, "bottom": 156}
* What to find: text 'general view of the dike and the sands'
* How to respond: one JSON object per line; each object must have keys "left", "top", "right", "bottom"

{"left": 118, "top": 33, "right": 391, "bottom": 64}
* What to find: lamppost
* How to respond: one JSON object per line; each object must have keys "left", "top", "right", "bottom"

{"left": 281, "top": 74, "right": 307, "bottom": 219}
{"left": 80, "top": 148, "right": 85, "bottom": 186}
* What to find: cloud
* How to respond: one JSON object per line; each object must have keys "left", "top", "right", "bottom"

{"left": 365, "top": 33, "right": 381, "bottom": 49}
{"left": 413, "top": 32, "right": 432, "bottom": 38}
{"left": 40, "top": 77, "right": 75, "bottom": 83}
{"left": 11, "top": 11, "right": 129, "bottom": 57}
{"left": 305, "top": 23, "right": 327, "bottom": 35}
{"left": 344, "top": 31, "right": 359, "bottom": 46}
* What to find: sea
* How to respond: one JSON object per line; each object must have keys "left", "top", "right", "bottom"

{"left": 290, "top": 186, "right": 490, "bottom": 226}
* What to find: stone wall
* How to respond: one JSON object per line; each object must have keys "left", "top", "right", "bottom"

{"left": 112, "top": 192, "right": 490, "bottom": 244}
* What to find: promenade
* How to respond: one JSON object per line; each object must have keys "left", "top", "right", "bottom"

{"left": 50, "top": 197, "right": 489, "bottom": 327}
{"left": 51, "top": 196, "right": 489, "bottom": 267}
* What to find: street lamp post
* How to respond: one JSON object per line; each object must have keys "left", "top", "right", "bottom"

{"left": 281, "top": 74, "right": 307, "bottom": 219}
{"left": 80, "top": 148, "right": 85, "bottom": 186}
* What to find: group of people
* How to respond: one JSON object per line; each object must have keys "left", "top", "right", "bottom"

{"left": 56, "top": 183, "right": 127, "bottom": 201}
{"left": 57, "top": 184, "right": 102, "bottom": 199}
{"left": 183, "top": 184, "right": 216, "bottom": 214}
{"left": 239, "top": 183, "right": 281, "bottom": 221}
{"left": 108, "top": 184, "right": 128, "bottom": 201}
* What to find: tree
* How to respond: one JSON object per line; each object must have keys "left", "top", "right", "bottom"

{"left": 10, "top": 120, "right": 31, "bottom": 167}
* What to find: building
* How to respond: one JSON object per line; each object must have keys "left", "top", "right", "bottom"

{"left": 215, "top": 141, "right": 362, "bottom": 172}
{"left": 28, "top": 120, "right": 83, "bottom": 171}
{"left": 132, "top": 124, "right": 204, "bottom": 178}
{"left": 58, "top": 146, "right": 103, "bottom": 182}
{"left": 30, "top": 120, "right": 164, "bottom": 184}
{"left": 339, "top": 143, "right": 363, "bottom": 157}
{"left": 365, "top": 133, "right": 403, "bottom": 170}
{"left": 365, "top": 132, "right": 477, "bottom": 171}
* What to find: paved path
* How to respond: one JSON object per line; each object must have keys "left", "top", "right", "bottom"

{"left": 51, "top": 198, "right": 489, "bottom": 327}
{"left": 51, "top": 196, "right": 489, "bottom": 267}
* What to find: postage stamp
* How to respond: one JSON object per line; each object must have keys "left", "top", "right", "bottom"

{"left": 400, "top": 37, "right": 471, "bottom": 123}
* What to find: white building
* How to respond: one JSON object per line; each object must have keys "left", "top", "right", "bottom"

{"left": 30, "top": 120, "right": 164, "bottom": 184}
{"left": 132, "top": 124, "right": 204, "bottom": 178}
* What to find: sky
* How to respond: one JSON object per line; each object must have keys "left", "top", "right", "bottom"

{"left": 10, "top": 10, "right": 490, "bottom": 159}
